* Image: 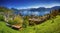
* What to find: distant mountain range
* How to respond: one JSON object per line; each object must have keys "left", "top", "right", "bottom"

{"left": 1, "top": 6, "right": 60, "bottom": 16}
{"left": 18, "top": 6, "right": 60, "bottom": 11}
{"left": 11, "top": 6, "right": 60, "bottom": 16}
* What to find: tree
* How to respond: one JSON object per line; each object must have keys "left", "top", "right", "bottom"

{"left": 50, "top": 9, "right": 59, "bottom": 18}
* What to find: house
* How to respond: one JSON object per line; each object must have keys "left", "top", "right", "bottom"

{"left": 12, "top": 25, "right": 22, "bottom": 30}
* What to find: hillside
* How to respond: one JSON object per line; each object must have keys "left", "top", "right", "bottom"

{"left": 0, "top": 15, "right": 60, "bottom": 33}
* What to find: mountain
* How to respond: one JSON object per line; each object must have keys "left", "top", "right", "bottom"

{"left": 11, "top": 6, "right": 60, "bottom": 12}
{"left": 51, "top": 6, "right": 60, "bottom": 10}
{"left": 11, "top": 8, "right": 20, "bottom": 14}
{"left": 11, "top": 6, "right": 60, "bottom": 16}
{"left": 29, "top": 6, "right": 60, "bottom": 11}
{"left": 1, "top": 6, "right": 60, "bottom": 16}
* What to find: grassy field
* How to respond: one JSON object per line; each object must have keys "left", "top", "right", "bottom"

{"left": 0, "top": 15, "right": 60, "bottom": 33}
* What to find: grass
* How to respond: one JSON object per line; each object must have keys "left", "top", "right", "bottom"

{"left": 0, "top": 21, "right": 20, "bottom": 33}
{"left": 0, "top": 15, "right": 60, "bottom": 33}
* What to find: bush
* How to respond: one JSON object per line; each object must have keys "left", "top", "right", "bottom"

{"left": 0, "top": 15, "right": 4, "bottom": 21}
{"left": 22, "top": 16, "right": 29, "bottom": 28}
{"left": 14, "top": 15, "right": 23, "bottom": 25}
{"left": 8, "top": 15, "right": 23, "bottom": 26}
{"left": 8, "top": 20, "right": 15, "bottom": 25}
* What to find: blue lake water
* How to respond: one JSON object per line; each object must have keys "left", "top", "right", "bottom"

{"left": 20, "top": 11, "right": 50, "bottom": 16}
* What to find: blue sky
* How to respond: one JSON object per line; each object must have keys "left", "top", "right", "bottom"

{"left": 0, "top": 0, "right": 60, "bottom": 9}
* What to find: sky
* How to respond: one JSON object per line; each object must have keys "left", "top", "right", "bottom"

{"left": 0, "top": 0, "right": 60, "bottom": 9}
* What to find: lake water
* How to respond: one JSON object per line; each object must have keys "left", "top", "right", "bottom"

{"left": 20, "top": 11, "right": 50, "bottom": 16}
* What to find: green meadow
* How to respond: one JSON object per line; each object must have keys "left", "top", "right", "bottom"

{"left": 0, "top": 15, "right": 60, "bottom": 33}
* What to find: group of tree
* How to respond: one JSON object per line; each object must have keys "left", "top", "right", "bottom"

{"left": 50, "top": 9, "right": 60, "bottom": 18}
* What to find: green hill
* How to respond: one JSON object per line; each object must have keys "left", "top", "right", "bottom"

{"left": 0, "top": 15, "right": 60, "bottom": 33}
